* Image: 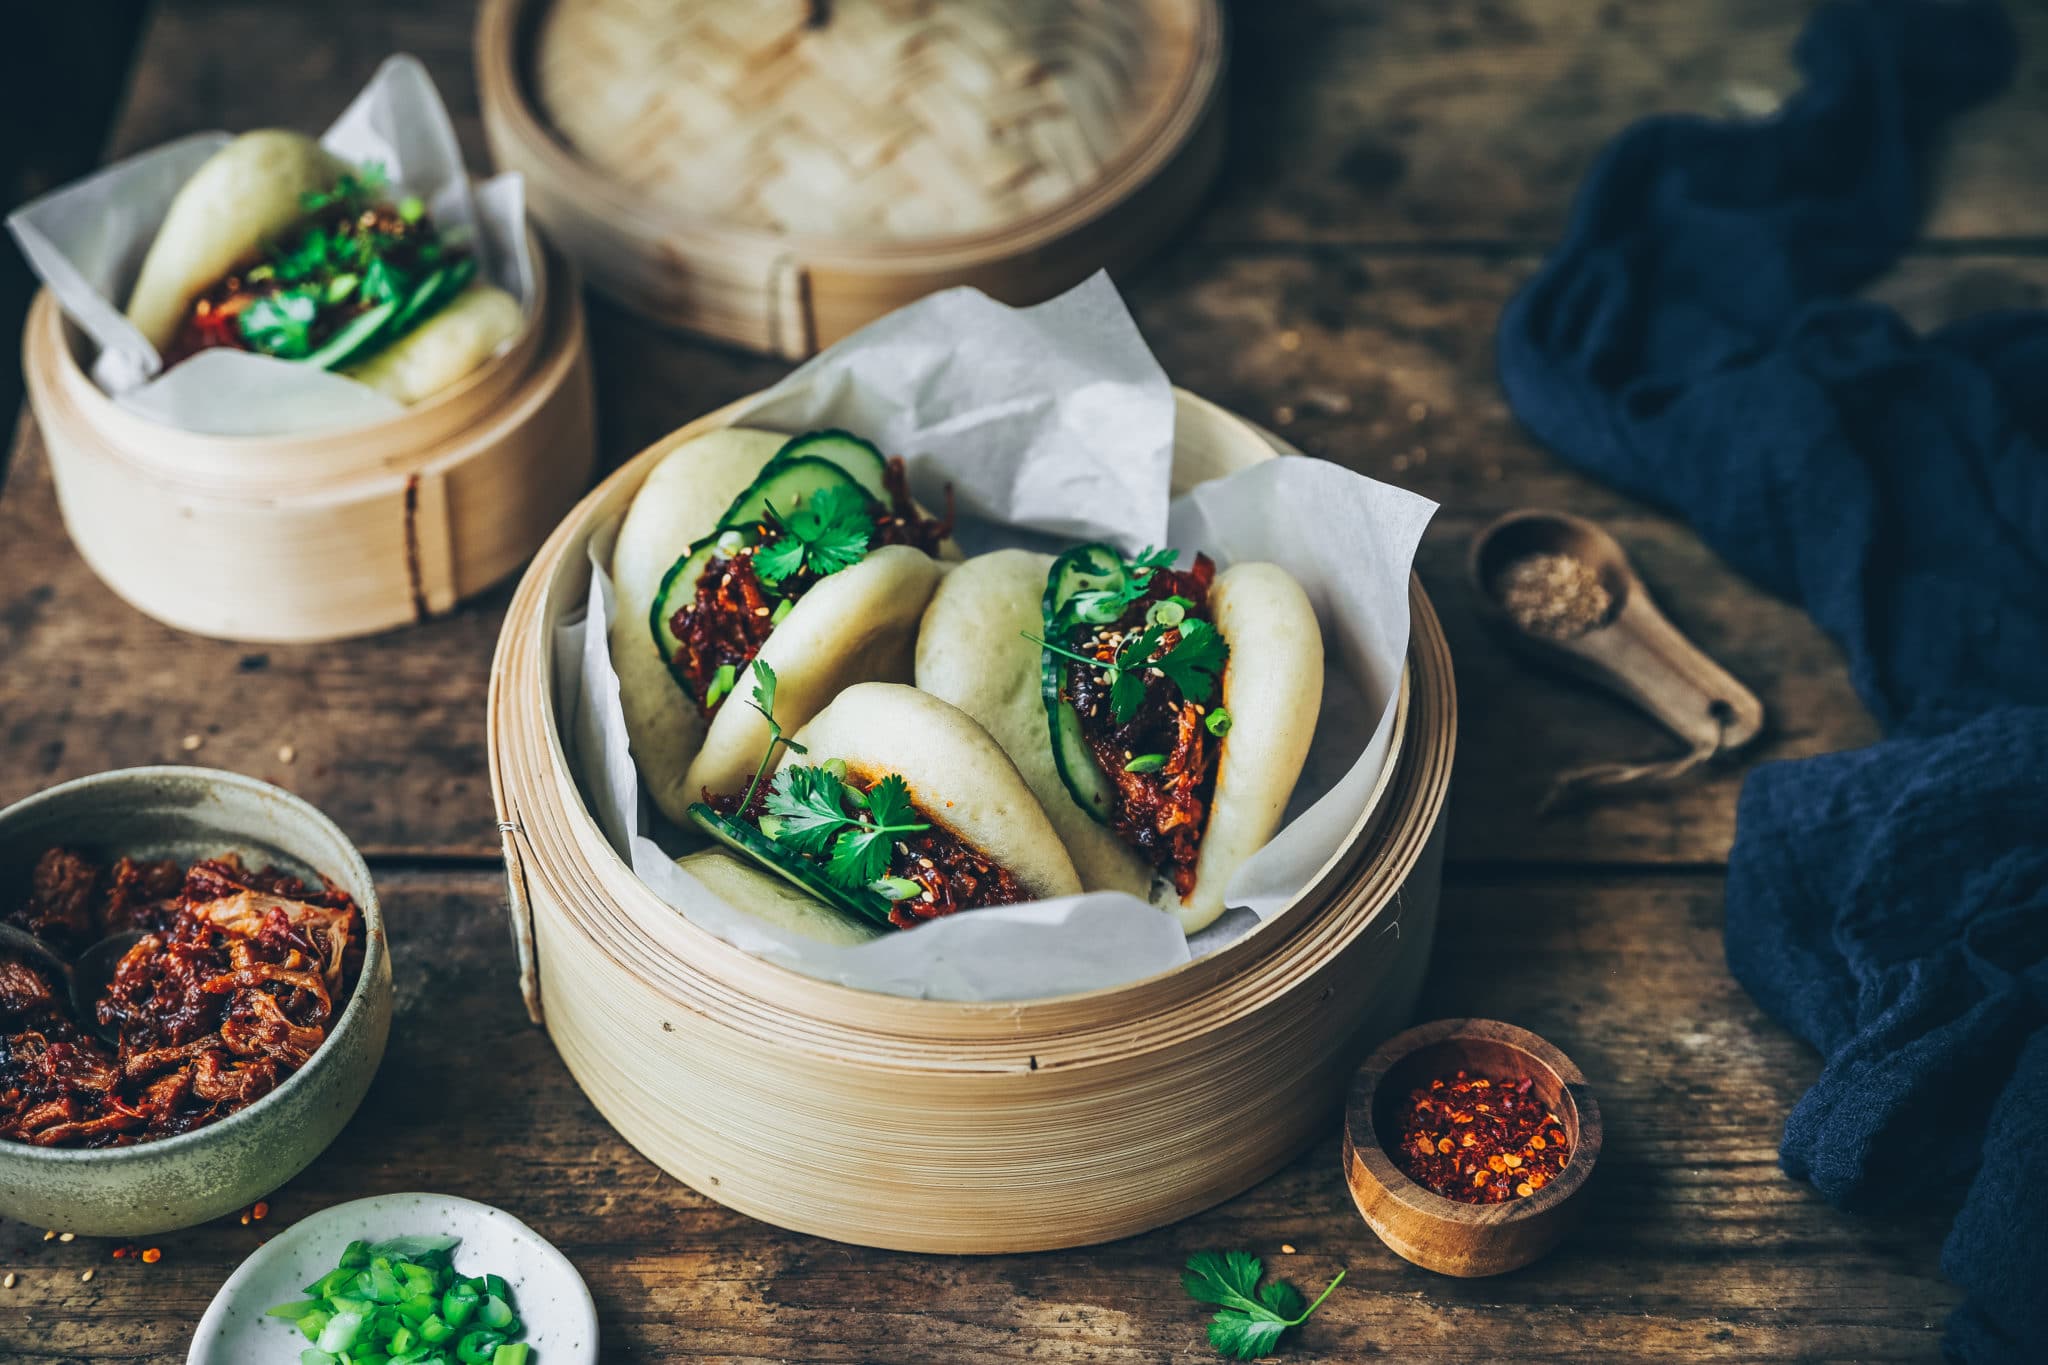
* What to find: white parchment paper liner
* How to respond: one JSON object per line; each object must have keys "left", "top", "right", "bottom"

{"left": 555, "top": 275, "right": 1436, "bottom": 1001}
{"left": 6, "top": 55, "right": 534, "bottom": 437}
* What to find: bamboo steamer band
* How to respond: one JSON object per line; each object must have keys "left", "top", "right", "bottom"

{"left": 487, "top": 391, "right": 1455, "bottom": 1251}
{"left": 475, "top": 0, "right": 1226, "bottom": 357}
{"left": 23, "top": 239, "right": 596, "bottom": 644}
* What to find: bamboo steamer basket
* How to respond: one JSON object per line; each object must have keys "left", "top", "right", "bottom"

{"left": 487, "top": 390, "right": 1456, "bottom": 1252}
{"left": 21, "top": 239, "right": 595, "bottom": 644}
{"left": 475, "top": 0, "right": 1226, "bottom": 358}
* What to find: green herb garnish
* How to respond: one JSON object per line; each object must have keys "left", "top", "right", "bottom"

{"left": 1124, "top": 753, "right": 1167, "bottom": 773}
{"left": 1205, "top": 706, "right": 1233, "bottom": 738}
{"left": 1182, "top": 1250, "right": 1343, "bottom": 1360}
{"left": 297, "top": 162, "right": 388, "bottom": 214}
{"left": 1027, "top": 611, "right": 1230, "bottom": 728}
{"left": 1065, "top": 544, "right": 1179, "bottom": 625}
{"left": 752, "top": 486, "right": 873, "bottom": 586}
{"left": 236, "top": 289, "right": 321, "bottom": 359}
{"left": 265, "top": 1233, "right": 531, "bottom": 1365}
{"left": 766, "top": 767, "right": 930, "bottom": 890}
{"left": 737, "top": 660, "right": 807, "bottom": 814}
{"left": 1155, "top": 617, "right": 1229, "bottom": 703}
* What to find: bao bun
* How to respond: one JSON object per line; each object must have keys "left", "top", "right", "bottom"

{"left": 783, "top": 683, "right": 1082, "bottom": 902}
{"left": 608, "top": 427, "right": 945, "bottom": 823}
{"left": 916, "top": 549, "right": 1152, "bottom": 898}
{"left": 123, "top": 129, "right": 522, "bottom": 403}
{"left": 916, "top": 552, "right": 1323, "bottom": 934}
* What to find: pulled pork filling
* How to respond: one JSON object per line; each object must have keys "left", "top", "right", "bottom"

{"left": 0, "top": 850, "right": 361, "bottom": 1149}
{"left": 667, "top": 459, "right": 951, "bottom": 714}
{"left": 1062, "top": 554, "right": 1223, "bottom": 897}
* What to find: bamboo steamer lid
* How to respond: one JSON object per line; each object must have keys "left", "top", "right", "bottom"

{"left": 476, "top": 0, "right": 1225, "bottom": 355}
{"left": 486, "top": 389, "right": 1457, "bottom": 1252}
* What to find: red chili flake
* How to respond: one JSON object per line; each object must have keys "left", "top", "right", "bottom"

{"left": 251, "top": 1201, "right": 270, "bottom": 1222}
{"left": 1389, "top": 1069, "right": 1572, "bottom": 1205}
{"left": 140, "top": 1247, "right": 162, "bottom": 1264}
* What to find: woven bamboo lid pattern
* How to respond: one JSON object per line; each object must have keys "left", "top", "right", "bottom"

{"left": 533, "top": 0, "right": 1158, "bottom": 240}
{"left": 478, "top": 0, "right": 1223, "bottom": 355}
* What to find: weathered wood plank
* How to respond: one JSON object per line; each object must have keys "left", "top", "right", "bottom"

{"left": 99, "top": 0, "right": 2048, "bottom": 251}
{"left": 0, "top": 872, "right": 1957, "bottom": 1363}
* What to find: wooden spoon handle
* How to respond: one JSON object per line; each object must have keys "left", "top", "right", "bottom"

{"left": 1572, "top": 595, "right": 1765, "bottom": 752}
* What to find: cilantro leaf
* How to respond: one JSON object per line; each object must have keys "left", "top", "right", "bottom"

{"left": 237, "top": 289, "right": 321, "bottom": 358}
{"left": 763, "top": 765, "right": 847, "bottom": 855}
{"left": 1066, "top": 544, "right": 1181, "bottom": 626}
{"left": 736, "top": 660, "right": 805, "bottom": 813}
{"left": 1109, "top": 670, "right": 1148, "bottom": 726}
{"left": 756, "top": 763, "right": 929, "bottom": 891}
{"left": 1156, "top": 618, "right": 1229, "bottom": 703}
{"left": 865, "top": 773, "right": 916, "bottom": 831}
{"left": 1182, "top": 1251, "right": 1343, "bottom": 1361}
{"left": 826, "top": 822, "right": 896, "bottom": 890}
{"left": 753, "top": 486, "right": 873, "bottom": 586}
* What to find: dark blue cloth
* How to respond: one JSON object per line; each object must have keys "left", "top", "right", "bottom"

{"left": 1493, "top": 3, "right": 2048, "bottom": 1359}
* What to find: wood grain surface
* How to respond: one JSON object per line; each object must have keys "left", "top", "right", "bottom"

{"left": 3, "top": 0, "right": 2037, "bottom": 1359}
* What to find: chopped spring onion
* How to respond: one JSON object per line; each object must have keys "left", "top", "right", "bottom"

{"left": 870, "top": 875, "right": 923, "bottom": 901}
{"left": 266, "top": 1237, "right": 533, "bottom": 1365}
{"left": 1146, "top": 595, "right": 1194, "bottom": 629}
{"left": 704, "top": 663, "right": 739, "bottom": 710}
{"left": 1124, "top": 753, "right": 1167, "bottom": 773}
{"left": 1205, "top": 706, "right": 1232, "bottom": 738}
{"left": 770, "top": 597, "right": 794, "bottom": 626}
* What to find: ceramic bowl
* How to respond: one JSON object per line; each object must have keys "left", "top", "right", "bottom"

{"left": 188, "top": 1193, "right": 599, "bottom": 1364}
{"left": 0, "top": 766, "right": 391, "bottom": 1235}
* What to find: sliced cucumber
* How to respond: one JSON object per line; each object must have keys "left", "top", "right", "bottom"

{"left": 1043, "top": 542, "right": 1129, "bottom": 626}
{"left": 687, "top": 804, "right": 896, "bottom": 928}
{"left": 715, "top": 455, "right": 870, "bottom": 530}
{"left": 304, "top": 299, "right": 398, "bottom": 370}
{"left": 769, "top": 430, "right": 890, "bottom": 505}
{"left": 649, "top": 533, "right": 724, "bottom": 694}
{"left": 1040, "top": 547, "right": 1125, "bottom": 824}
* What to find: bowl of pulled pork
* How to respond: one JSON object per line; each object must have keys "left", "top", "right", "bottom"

{"left": 0, "top": 766, "right": 388, "bottom": 1235}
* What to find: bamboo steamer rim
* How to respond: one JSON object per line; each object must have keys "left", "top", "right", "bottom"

{"left": 474, "top": 0, "right": 1226, "bottom": 270}
{"left": 487, "top": 389, "right": 1457, "bottom": 1066}
{"left": 28, "top": 230, "right": 556, "bottom": 494}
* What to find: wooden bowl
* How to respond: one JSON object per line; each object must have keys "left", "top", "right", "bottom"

{"left": 21, "top": 238, "right": 596, "bottom": 644}
{"left": 474, "top": 0, "right": 1226, "bottom": 357}
{"left": 1343, "top": 1018, "right": 1601, "bottom": 1276}
{"left": 485, "top": 389, "right": 1458, "bottom": 1252}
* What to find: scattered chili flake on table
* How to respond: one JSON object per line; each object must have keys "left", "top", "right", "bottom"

{"left": 1390, "top": 1070, "right": 1572, "bottom": 1204}
{"left": 140, "top": 1248, "right": 162, "bottom": 1264}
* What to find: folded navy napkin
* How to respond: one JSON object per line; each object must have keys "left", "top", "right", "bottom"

{"left": 1493, "top": 2, "right": 2046, "bottom": 1359}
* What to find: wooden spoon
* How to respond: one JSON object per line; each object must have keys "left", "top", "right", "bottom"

{"left": 1468, "top": 510, "right": 1763, "bottom": 758}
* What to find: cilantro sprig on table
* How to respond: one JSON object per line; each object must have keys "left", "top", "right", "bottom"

{"left": 753, "top": 486, "right": 873, "bottom": 586}
{"left": 1182, "top": 1250, "right": 1344, "bottom": 1360}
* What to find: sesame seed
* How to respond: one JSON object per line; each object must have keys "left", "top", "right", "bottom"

{"left": 180, "top": 734, "right": 202, "bottom": 752}
{"left": 80, "top": 1269, "right": 93, "bottom": 1282}
{"left": 3, "top": 1272, "right": 14, "bottom": 1288}
{"left": 57, "top": 1233, "right": 74, "bottom": 1243}
{"left": 277, "top": 745, "right": 296, "bottom": 763}
{"left": 1277, "top": 329, "right": 1302, "bottom": 352}
{"left": 42, "top": 1231, "right": 54, "bottom": 1242}
{"left": 1280, "top": 1244, "right": 1297, "bottom": 1255}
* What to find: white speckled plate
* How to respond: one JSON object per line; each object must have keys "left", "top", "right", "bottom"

{"left": 187, "top": 1193, "right": 598, "bottom": 1364}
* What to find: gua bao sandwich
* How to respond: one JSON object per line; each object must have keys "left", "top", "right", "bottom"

{"left": 609, "top": 427, "right": 955, "bottom": 824}
{"left": 124, "top": 129, "right": 522, "bottom": 403}
{"left": 686, "top": 676, "right": 1080, "bottom": 936}
{"left": 917, "top": 543, "right": 1323, "bottom": 933}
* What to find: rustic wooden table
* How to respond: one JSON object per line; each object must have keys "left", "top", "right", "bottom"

{"left": 5, "top": 2, "right": 2043, "bottom": 1360}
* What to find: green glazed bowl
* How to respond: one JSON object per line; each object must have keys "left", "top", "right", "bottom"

{"left": 0, "top": 766, "right": 390, "bottom": 1235}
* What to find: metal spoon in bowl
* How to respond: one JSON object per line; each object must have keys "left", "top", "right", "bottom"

{"left": 0, "top": 921, "right": 146, "bottom": 1042}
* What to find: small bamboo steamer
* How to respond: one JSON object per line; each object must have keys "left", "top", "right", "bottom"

{"left": 21, "top": 239, "right": 596, "bottom": 644}
{"left": 475, "top": 0, "right": 1227, "bottom": 358}
{"left": 486, "top": 390, "right": 1456, "bottom": 1252}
